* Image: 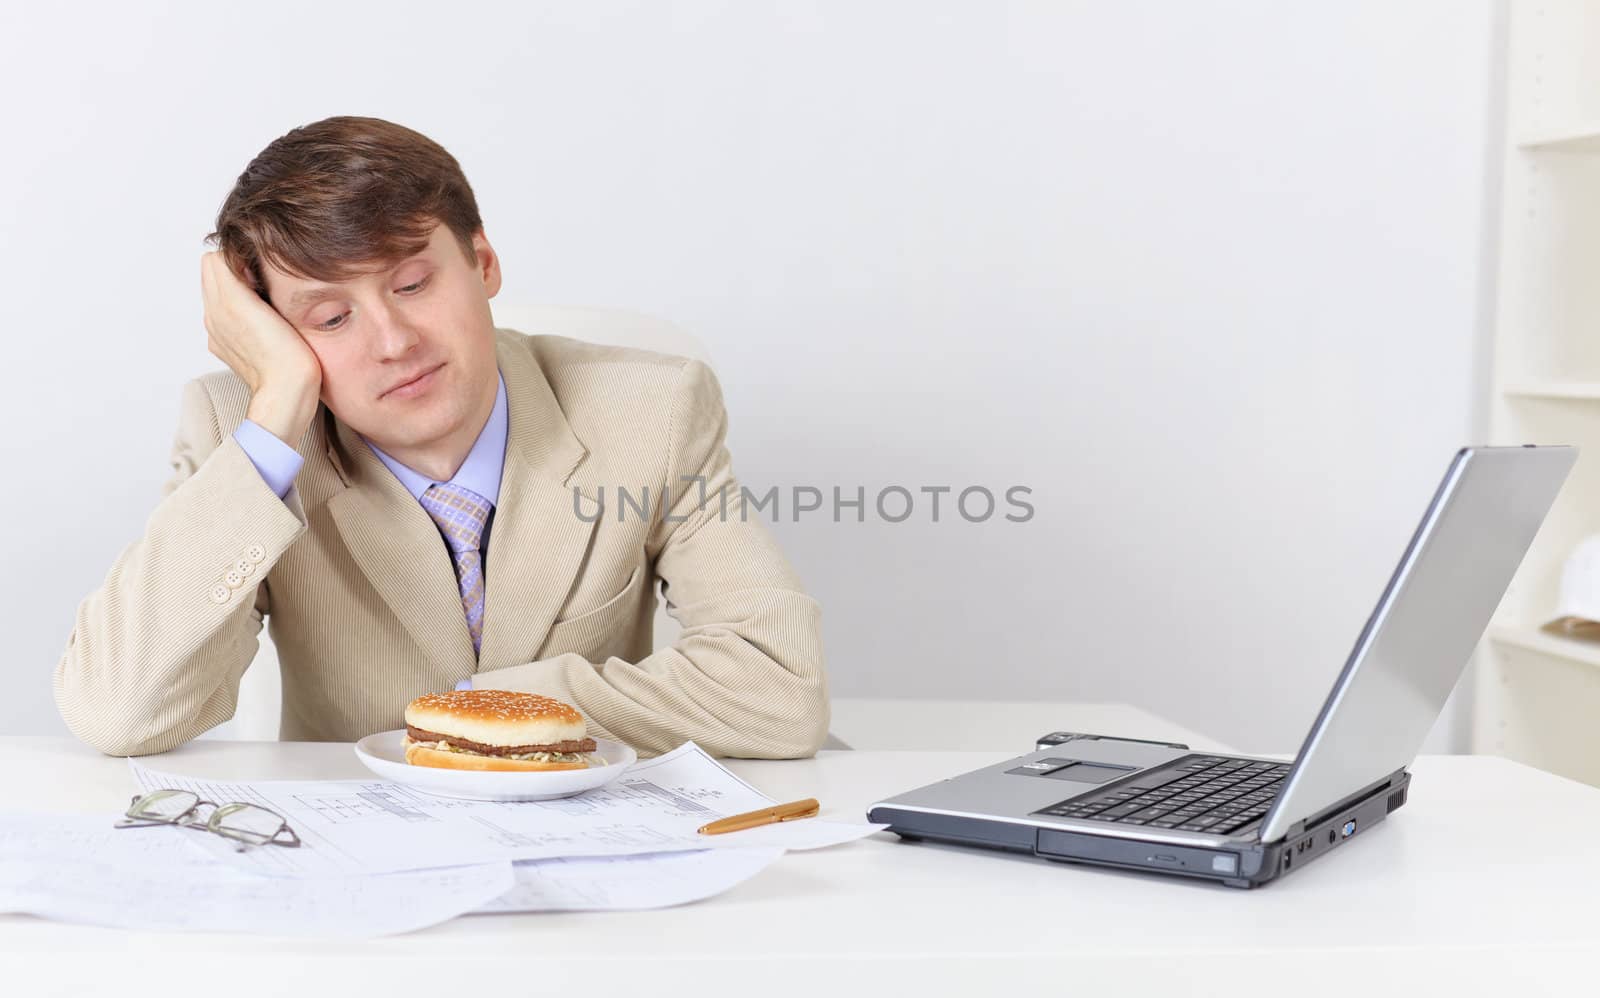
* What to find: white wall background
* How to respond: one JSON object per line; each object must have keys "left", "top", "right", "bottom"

{"left": 0, "top": 1, "right": 1500, "bottom": 754}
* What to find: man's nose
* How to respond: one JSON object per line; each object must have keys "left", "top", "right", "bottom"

{"left": 369, "top": 299, "right": 420, "bottom": 359}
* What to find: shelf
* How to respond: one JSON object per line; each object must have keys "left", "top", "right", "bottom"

{"left": 1475, "top": 0, "right": 1600, "bottom": 779}
{"left": 1502, "top": 381, "right": 1600, "bottom": 400}
{"left": 1517, "top": 125, "right": 1600, "bottom": 153}
{"left": 1488, "top": 622, "right": 1600, "bottom": 669}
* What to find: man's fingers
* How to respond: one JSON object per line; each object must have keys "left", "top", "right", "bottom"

{"left": 202, "top": 253, "right": 229, "bottom": 310}
{"left": 201, "top": 252, "right": 241, "bottom": 297}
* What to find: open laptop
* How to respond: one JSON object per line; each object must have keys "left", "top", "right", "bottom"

{"left": 867, "top": 445, "right": 1577, "bottom": 888}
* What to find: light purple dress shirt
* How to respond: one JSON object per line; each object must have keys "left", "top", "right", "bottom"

{"left": 232, "top": 370, "right": 509, "bottom": 690}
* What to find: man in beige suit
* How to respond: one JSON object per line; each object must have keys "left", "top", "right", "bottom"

{"left": 55, "top": 116, "right": 829, "bottom": 759}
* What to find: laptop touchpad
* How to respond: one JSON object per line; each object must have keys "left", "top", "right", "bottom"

{"left": 1045, "top": 761, "right": 1133, "bottom": 783}
{"left": 1001, "top": 759, "right": 1135, "bottom": 783}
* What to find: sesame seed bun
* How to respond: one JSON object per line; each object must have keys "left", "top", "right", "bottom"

{"left": 404, "top": 689, "right": 587, "bottom": 748}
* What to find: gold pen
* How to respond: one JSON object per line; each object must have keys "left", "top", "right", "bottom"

{"left": 697, "top": 797, "right": 820, "bottom": 835}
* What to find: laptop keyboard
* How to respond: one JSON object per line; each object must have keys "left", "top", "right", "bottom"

{"left": 1034, "top": 755, "right": 1290, "bottom": 836}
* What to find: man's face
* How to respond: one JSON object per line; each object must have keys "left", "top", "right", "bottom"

{"left": 261, "top": 222, "right": 502, "bottom": 456}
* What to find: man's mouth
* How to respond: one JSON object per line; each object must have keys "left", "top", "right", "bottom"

{"left": 382, "top": 364, "right": 444, "bottom": 399}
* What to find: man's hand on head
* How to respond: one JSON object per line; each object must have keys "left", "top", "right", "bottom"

{"left": 200, "top": 251, "right": 323, "bottom": 445}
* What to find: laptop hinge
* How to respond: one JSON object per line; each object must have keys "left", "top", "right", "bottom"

{"left": 1276, "top": 767, "right": 1408, "bottom": 839}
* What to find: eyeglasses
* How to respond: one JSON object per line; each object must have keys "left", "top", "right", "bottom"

{"left": 113, "top": 790, "right": 301, "bottom": 852}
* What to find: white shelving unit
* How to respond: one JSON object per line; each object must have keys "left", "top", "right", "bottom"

{"left": 1473, "top": 1, "right": 1600, "bottom": 785}
{"left": 1516, "top": 125, "right": 1600, "bottom": 153}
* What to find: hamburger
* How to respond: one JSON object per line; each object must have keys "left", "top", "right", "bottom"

{"left": 402, "top": 689, "right": 599, "bottom": 771}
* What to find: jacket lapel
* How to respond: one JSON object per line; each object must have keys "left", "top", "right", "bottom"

{"left": 476, "top": 333, "right": 605, "bottom": 669}
{"left": 321, "top": 330, "right": 604, "bottom": 679}
{"left": 324, "top": 412, "right": 479, "bottom": 681}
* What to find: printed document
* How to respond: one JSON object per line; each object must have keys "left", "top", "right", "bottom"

{"left": 130, "top": 742, "right": 883, "bottom": 878}
{"left": 0, "top": 812, "right": 511, "bottom": 937}
{"left": 0, "top": 813, "right": 786, "bottom": 934}
{"left": 481, "top": 847, "right": 785, "bottom": 914}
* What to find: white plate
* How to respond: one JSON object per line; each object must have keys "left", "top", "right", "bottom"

{"left": 353, "top": 730, "right": 637, "bottom": 801}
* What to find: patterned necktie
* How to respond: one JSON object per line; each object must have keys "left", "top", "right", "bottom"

{"left": 420, "top": 483, "right": 492, "bottom": 655}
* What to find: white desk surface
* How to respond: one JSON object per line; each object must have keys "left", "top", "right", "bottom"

{"left": 826, "top": 696, "right": 1240, "bottom": 754}
{"left": 5, "top": 711, "right": 1599, "bottom": 994}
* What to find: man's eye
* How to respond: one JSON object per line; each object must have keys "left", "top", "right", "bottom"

{"left": 397, "top": 277, "right": 429, "bottom": 294}
{"left": 316, "top": 313, "right": 348, "bottom": 331}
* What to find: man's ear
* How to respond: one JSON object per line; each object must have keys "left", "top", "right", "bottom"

{"left": 472, "top": 229, "right": 502, "bottom": 298}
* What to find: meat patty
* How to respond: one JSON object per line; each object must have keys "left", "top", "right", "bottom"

{"left": 405, "top": 725, "right": 597, "bottom": 756}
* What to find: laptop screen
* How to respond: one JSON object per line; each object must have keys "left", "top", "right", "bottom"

{"left": 1261, "top": 445, "right": 1576, "bottom": 842}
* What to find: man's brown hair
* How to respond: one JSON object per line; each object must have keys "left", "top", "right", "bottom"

{"left": 207, "top": 115, "right": 483, "bottom": 301}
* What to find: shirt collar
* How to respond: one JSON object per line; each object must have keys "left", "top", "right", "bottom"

{"left": 365, "top": 369, "right": 508, "bottom": 506}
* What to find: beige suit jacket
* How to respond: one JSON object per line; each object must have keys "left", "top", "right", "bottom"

{"left": 55, "top": 329, "right": 829, "bottom": 758}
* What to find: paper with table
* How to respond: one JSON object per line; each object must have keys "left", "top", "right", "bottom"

{"left": 0, "top": 740, "right": 871, "bottom": 936}
{"left": 0, "top": 812, "right": 788, "bottom": 935}
{"left": 0, "top": 812, "right": 513, "bottom": 937}
{"left": 129, "top": 741, "right": 883, "bottom": 878}
{"left": 477, "top": 846, "right": 786, "bottom": 914}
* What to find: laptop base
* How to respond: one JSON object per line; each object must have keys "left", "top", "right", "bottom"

{"left": 869, "top": 767, "right": 1409, "bottom": 888}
